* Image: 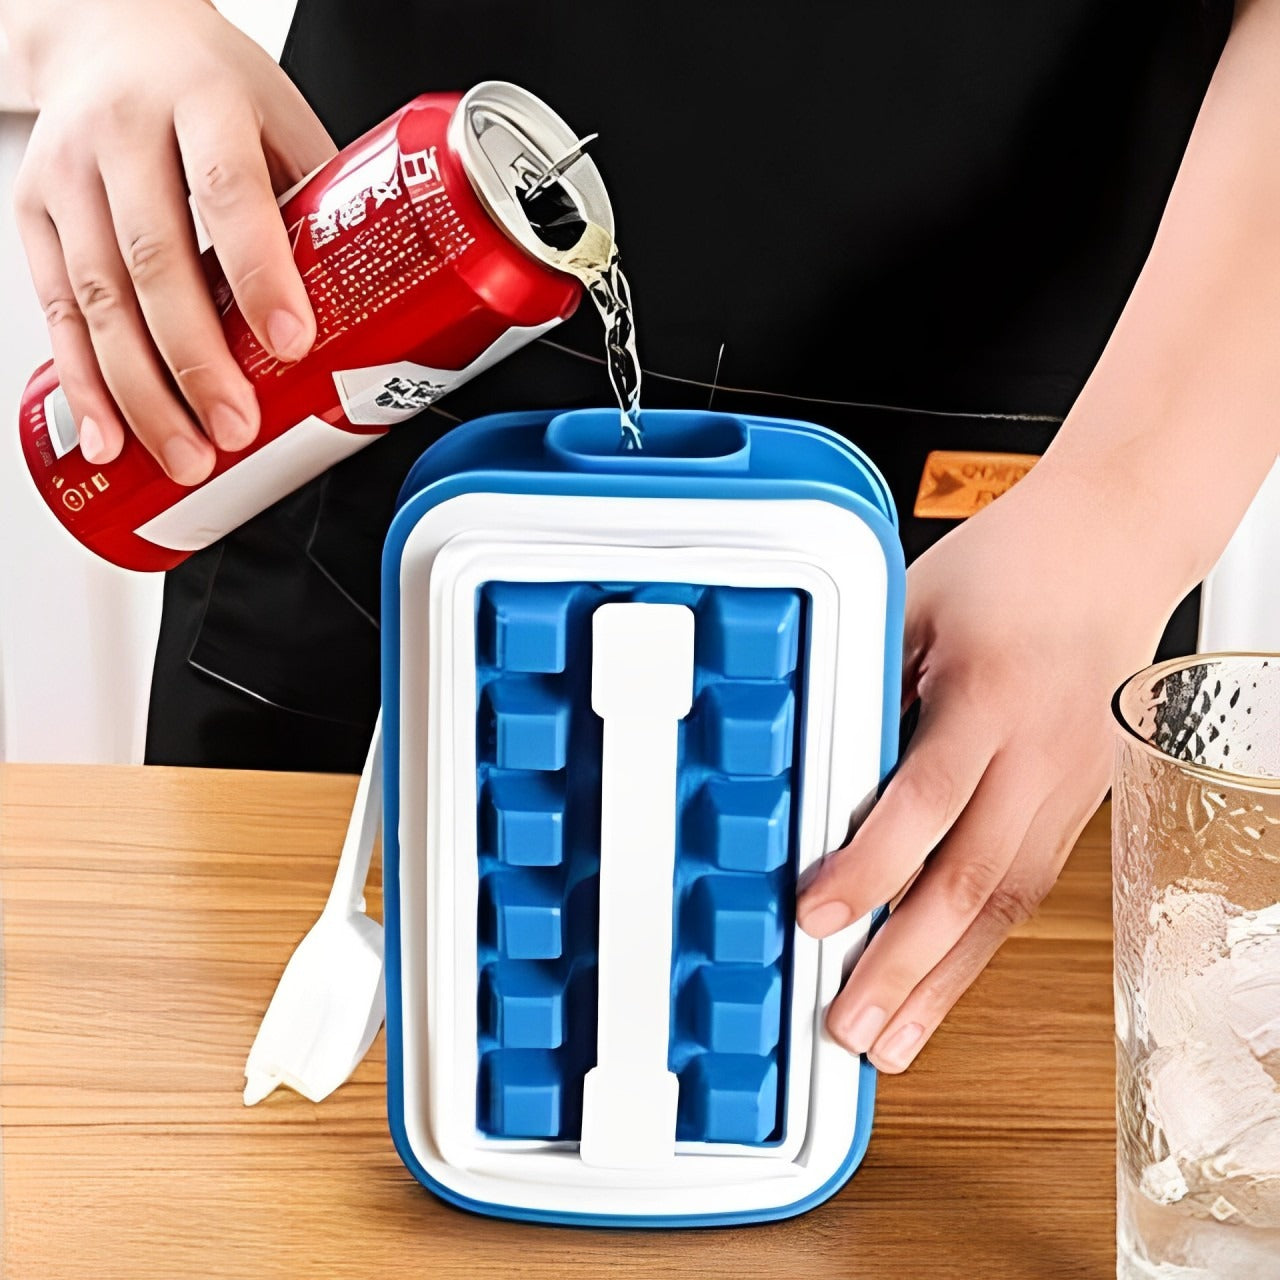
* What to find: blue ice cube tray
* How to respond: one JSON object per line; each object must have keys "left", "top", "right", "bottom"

{"left": 382, "top": 408, "right": 904, "bottom": 1227}
{"left": 476, "top": 580, "right": 803, "bottom": 1146}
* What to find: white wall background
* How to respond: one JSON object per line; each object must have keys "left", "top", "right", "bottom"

{"left": 1199, "top": 458, "right": 1280, "bottom": 653}
{"left": 0, "top": 109, "right": 165, "bottom": 764}
{"left": 0, "top": 6, "right": 1275, "bottom": 764}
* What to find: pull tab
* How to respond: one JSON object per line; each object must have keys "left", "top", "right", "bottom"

{"left": 521, "top": 132, "right": 600, "bottom": 200}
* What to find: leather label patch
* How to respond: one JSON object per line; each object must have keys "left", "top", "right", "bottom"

{"left": 914, "top": 450, "right": 1039, "bottom": 519}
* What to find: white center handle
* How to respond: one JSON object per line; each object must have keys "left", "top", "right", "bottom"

{"left": 579, "top": 603, "right": 695, "bottom": 1169}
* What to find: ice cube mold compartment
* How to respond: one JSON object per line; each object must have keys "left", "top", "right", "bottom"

{"left": 382, "top": 407, "right": 905, "bottom": 1227}
{"left": 475, "top": 582, "right": 804, "bottom": 1146}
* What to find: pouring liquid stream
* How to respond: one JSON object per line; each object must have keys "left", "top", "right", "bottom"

{"left": 553, "top": 222, "right": 644, "bottom": 451}
{"left": 519, "top": 177, "right": 643, "bottom": 449}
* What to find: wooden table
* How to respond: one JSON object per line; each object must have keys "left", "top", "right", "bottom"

{"left": 0, "top": 766, "right": 1116, "bottom": 1279}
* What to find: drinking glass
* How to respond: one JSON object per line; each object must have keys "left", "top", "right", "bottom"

{"left": 1112, "top": 654, "right": 1280, "bottom": 1278}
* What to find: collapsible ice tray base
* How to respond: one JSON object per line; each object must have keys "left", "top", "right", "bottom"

{"left": 384, "top": 473, "right": 900, "bottom": 1224}
{"left": 475, "top": 580, "right": 805, "bottom": 1147}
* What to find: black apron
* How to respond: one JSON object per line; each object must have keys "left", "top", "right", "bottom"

{"left": 146, "top": 0, "right": 1231, "bottom": 771}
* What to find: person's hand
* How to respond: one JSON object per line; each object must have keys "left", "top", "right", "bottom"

{"left": 795, "top": 469, "right": 1174, "bottom": 1072}
{"left": 794, "top": 0, "right": 1280, "bottom": 1076}
{"left": 8, "top": 0, "right": 336, "bottom": 484}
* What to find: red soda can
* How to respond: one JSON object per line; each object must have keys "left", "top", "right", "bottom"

{"left": 18, "top": 82, "right": 613, "bottom": 571}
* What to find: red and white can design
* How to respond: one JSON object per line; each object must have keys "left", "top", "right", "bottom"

{"left": 19, "top": 82, "right": 613, "bottom": 571}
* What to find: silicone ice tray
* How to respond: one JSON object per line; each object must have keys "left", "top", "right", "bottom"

{"left": 382, "top": 408, "right": 905, "bottom": 1227}
{"left": 475, "top": 580, "right": 804, "bottom": 1147}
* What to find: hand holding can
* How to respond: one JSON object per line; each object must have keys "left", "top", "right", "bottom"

{"left": 19, "top": 80, "right": 615, "bottom": 570}
{"left": 7, "top": 0, "right": 336, "bottom": 484}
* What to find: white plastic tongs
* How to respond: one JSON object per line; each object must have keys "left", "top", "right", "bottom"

{"left": 243, "top": 712, "right": 385, "bottom": 1105}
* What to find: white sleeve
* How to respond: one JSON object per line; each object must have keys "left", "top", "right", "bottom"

{"left": 212, "top": 0, "right": 300, "bottom": 63}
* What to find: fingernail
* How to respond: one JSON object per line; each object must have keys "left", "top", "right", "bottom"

{"left": 873, "top": 1022, "right": 925, "bottom": 1072}
{"left": 79, "top": 415, "right": 105, "bottom": 462}
{"left": 162, "top": 435, "right": 215, "bottom": 486}
{"left": 798, "top": 900, "right": 853, "bottom": 938}
{"left": 265, "top": 309, "right": 309, "bottom": 361}
{"left": 841, "top": 1005, "right": 888, "bottom": 1055}
{"left": 210, "top": 402, "right": 258, "bottom": 452}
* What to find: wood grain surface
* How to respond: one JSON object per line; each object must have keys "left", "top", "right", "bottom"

{"left": 0, "top": 764, "right": 1116, "bottom": 1279}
